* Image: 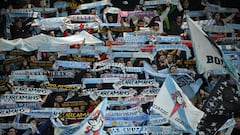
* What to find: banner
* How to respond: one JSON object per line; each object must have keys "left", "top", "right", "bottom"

{"left": 105, "top": 113, "right": 148, "bottom": 121}
{"left": 111, "top": 45, "right": 140, "bottom": 52}
{"left": 110, "top": 126, "right": 184, "bottom": 134}
{"left": 35, "top": 17, "right": 70, "bottom": 31}
{"left": 198, "top": 78, "right": 240, "bottom": 134}
{"left": 215, "top": 37, "right": 240, "bottom": 44}
{"left": 141, "top": 88, "right": 161, "bottom": 96}
{"left": 2, "top": 56, "right": 24, "bottom": 65}
{"left": 12, "top": 69, "right": 45, "bottom": 75}
{"left": 125, "top": 67, "right": 144, "bottom": 73}
{"left": 9, "top": 50, "right": 36, "bottom": 56}
{"left": 218, "top": 118, "right": 236, "bottom": 131}
{"left": 47, "top": 70, "right": 75, "bottom": 78}
{"left": 2, "top": 94, "right": 43, "bottom": 102}
{"left": 2, "top": 102, "right": 41, "bottom": 110}
{"left": 54, "top": 60, "right": 91, "bottom": 69}
{"left": 109, "top": 126, "right": 148, "bottom": 135}
{"left": 202, "top": 25, "right": 234, "bottom": 34}
{"left": 113, "top": 79, "right": 159, "bottom": 89}
{"left": 104, "top": 120, "right": 133, "bottom": 127}
{"left": 59, "top": 112, "right": 90, "bottom": 119}
{"left": 152, "top": 76, "right": 204, "bottom": 135}
{"left": 82, "top": 78, "right": 120, "bottom": 85}
{"left": 63, "top": 22, "right": 100, "bottom": 31}
{"left": 171, "top": 73, "right": 202, "bottom": 99}
{"left": 8, "top": 9, "right": 39, "bottom": 18}
{"left": 82, "top": 45, "right": 111, "bottom": 55}
{"left": 68, "top": 15, "right": 102, "bottom": 23}
{"left": 93, "top": 59, "right": 114, "bottom": 69}
{"left": 132, "top": 52, "right": 154, "bottom": 61}
{"left": 134, "top": 30, "right": 159, "bottom": 37}
{"left": 12, "top": 86, "right": 51, "bottom": 95}
{"left": 143, "top": 61, "right": 168, "bottom": 79}
{"left": 109, "top": 52, "right": 133, "bottom": 59}
{"left": 52, "top": 98, "right": 108, "bottom": 135}
{"left": 99, "top": 27, "right": 135, "bottom": 33}
{"left": 108, "top": 100, "right": 139, "bottom": 107}
{"left": 29, "top": 61, "right": 53, "bottom": 67}
{"left": 0, "top": 122, "right": 32, "bottom": 130}
{"left": 147, "top": 126, "right": 184, "bottom": 134}
{"left": 119, "top": 35, "right": 148, "bottom": 43}
{"left": 9, "top": 75, "right": 48, "bottom": 82}
{"left": 96, "top": 89, "right": 137, "bottom": 97}
{"left": 152, "top": 44, "right": 192, "bottom": 59}
{"left": 176, "top": 59, "right": 196, "bottom": 66}
{"left": 22, "top": 108, "right": 71, "bottom": 118}
{"left": 32, "top": 7, "right": 58, "bottom": 14}
{"left": 187, "top": 15, "right": 227, "bottom": 77}
{"left": 186, "top": 10, "right": 206, "bottom": 17}
{"left": 206, "top": 2, "right": 239, "bottom": 13}
{"left": 100, "top": 73, "right": 138, "bottom": 80}
{"left": 106, "top": 106, "right": 142, "bottom": 116}
{"left": 78, "top": 88, "right": 98, "bottom": 96}
{"left": 0, "top": 98, "right": 15, "bottom": 106}
{"left": 125, "top": 95, "right": 155, "bottom": 103}
{"left": 73, "top": 55, "right": 97, "bottom": 62}
{"left": 226, "top": 23, "right": 240, "bottom": 30}
{"left": 143, "top": 0, "right": 179, "bottom": 5}
{"left": 91, "top": 63, "right": 125, "bottom": 72}
{"left": 147, "top": 115, "right": 168, "bottom": 126}
{"left": 75, "top": 0, "right": 112, "bottom": 11}
{"left": 42, "top": 83, "right": 80, "bottom": 92}
{"left": 0, "top": 107, "right": 30, "bottom": 117}
{"left": 155, "top": 35, "right": 181, "bottom": 43}
{"left": 55, "top": 101, "right": 91, "bottom": 108}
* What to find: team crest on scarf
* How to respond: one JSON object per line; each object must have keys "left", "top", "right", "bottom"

{"left": 170, "top": 91, "right": 186, "bottom": 117}
{"left": 85, "top": 110, "right": 104, "bottom": 135}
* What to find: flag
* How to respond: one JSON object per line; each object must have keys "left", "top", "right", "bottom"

{"left": 143, "top": 60, "right": 168, "bottom": 83}
{"left": 51, "top": 98, "right": 108, "bottom": 135}
{"left": 171, "top": 74, "right": 203, "bottom": 99}
{"left": 152, "top": 76, "right": 204, "bottom": 135}
{"left": 186, "top": 15, "right": 227, "bottom": 78}
{"left": 144, "top": 59, "right": 202, "bottom": 99}
{"left": 197, "top": 78, "right": 240, "bottom": 134}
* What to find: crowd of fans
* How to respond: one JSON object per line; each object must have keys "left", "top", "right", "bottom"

{"left": 0, "top": 0, "right": 240, "bottom": 135}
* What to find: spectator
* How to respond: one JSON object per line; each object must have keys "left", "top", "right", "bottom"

{"left": 67, "top": 0, "right": 79, "bottom": 15}
{"left": 54, "top": 0, "right": 68, "bottom": 17}
{"left": 5, "top": 127, "right": 16, "bottom": 135}
{"left": 53, "top": 93, "right": 66, "bottom": 107}
{"left": 10, "top": 18, "right": 32, "bottom": 39}
{"left": 126, "top": 60, "right": 133, "bottom": 67}
{"left": 231, "top": 112, "right": 240, "bottom": 134}
{"left": 148, "top": 3, "right": 171, "bottom": 34}
{"left": 212, "top": 12, "right": 236, "bottom": 26}
{"left": 135, "top": 19, "right": 147, "bottom": 31}
{"left": 38, "top": 0, "right": 45, "bottom": 8}
{"left": 169, "top": 64, "right": 178, "bottom": 73}
{"left": 89, "top": 8, "right": 97, "bottom": 15}
{"left": 23, "top": 117, "right": 52, "bottom": 135}
{"left": 168, "top": 14, "right": 184, "bottom": 35}
{"left": 166, "top": 54, "right": 174, "bottom": 67}
{"left": 156, "top": 55, "right": 168, "bottom": 70}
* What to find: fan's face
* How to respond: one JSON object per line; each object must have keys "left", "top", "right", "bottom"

{"left": 177, "top": 96, "right": 183, "bottom": 104}
{"left": 88, "top": 112, "right": 103, "bottom": 131}
{"left": 235, "top": 117, "right": 240, "bottom": 129}
{"left": 214, "top": 13, "right": 221, "bottom": 20}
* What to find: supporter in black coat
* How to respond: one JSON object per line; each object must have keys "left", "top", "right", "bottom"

{"left": 111, "top": 0, "right": 139, "bottom": 11}
{"left": 10, "top": 18, "right": 32, "bottom": 39}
